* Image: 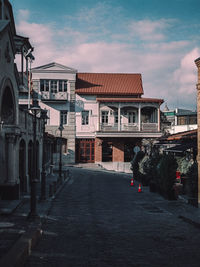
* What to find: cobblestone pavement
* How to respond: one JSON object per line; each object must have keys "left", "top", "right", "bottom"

{"left": 0, "top": 169, "right": 69, "bottom": 266}
{"left": 24, "top": 167, "right": 200, "bottom": 267}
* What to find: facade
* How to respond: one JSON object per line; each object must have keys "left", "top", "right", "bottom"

{"left": 75, "top": 73, "right": 163, "bottom": 172}
{"left": 163, "top": 104, "right": 197, "bottom": 134}
{"left": 31, "top": 63, "right": 77, "bottom": 164}
{"left": 195, "top": 57, "right": 200, "bottom": 207}
{"left": 0, "top": 0, "right": 44, "bottom": 199}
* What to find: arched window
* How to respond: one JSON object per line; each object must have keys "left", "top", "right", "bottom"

{"left": 1, "top": 87, "right": 15, "bottom": 124}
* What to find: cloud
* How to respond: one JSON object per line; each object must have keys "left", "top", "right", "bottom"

{"left": 17, "top": 9, "right": 30, "bottom": 21}
{"left": 17, "top": 20, "right": 56, "bottom": 63}
{"left": 129, "top": 19, "right": 172, "bottom": 41}
{"left": 14, "top": 4, "right": 199, "bottom": 110}
{"left": 173, "top": 48, "right": 200, "bottom": 94}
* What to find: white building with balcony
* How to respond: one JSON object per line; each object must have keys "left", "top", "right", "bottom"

{"left": 31, "top": 63, "right": 77, "bottom": 163}
{"left": 75, "top": 72, "right": 164, "bottom": 172}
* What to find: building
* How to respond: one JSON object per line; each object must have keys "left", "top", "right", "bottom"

{"left": 75, "top": 72, "right": 164, "bottom": 172}
{"left": 0, "top": 0, "right": 44, "bottom": 199}
{"left": 163, "top": 104, "right": 197, "bottom": 135}
{"left": 195, "top": 57, "right": 200, "bottom": 207}
{"left": 31, "top": 63, "right": 77, "bottom": 164}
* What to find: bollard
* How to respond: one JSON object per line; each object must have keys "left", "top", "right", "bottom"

{"left": 53, "top": 181, "right": 57, "bottom": 193}
{"left": 49, "top": 184, "right": 53, "bottom": 197}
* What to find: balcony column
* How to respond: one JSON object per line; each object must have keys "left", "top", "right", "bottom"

{"left": 158, "top": 107, "right": 161, "bottom": 131}
{"left": 118, "top": 104, "right": 121, "bottom": 131}
{"left": 97, "top": 102, "right": 100, "bottom": 131}
{"left": 138, "top": 104, "right": 141, "bottom": 131}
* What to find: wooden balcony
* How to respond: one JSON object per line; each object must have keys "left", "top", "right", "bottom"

{"left": 41, "top": 92, "right": 68, "bottom": 101}
{"left": 100, "top": 123, "right": 158, "bottom": 132}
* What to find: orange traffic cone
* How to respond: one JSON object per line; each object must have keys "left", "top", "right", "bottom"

{"left": 131, "top": 179, "right": 134, "bottom": 186}
{"left": 138, "top": 184, "right": 142, "bottom": 193}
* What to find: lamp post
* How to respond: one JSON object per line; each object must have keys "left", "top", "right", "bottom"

{"left": 58, "top": 123, "right": 64, "bottom": 183}
{"left": 40, "top": 109, "right": 48, "bottom": 200}
{"left": 28, "top": 96, "right": 41, "bottom": 220}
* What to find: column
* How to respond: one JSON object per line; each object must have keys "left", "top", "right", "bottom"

{"left": 157, "top": 107, "right": 160, "bottom": 132}
{"left": 6, "top": 133, "right": 16, "bottom": 184}
{"left": 118, "top": 104, "right": 121, "bottom": 131}
{"left": 97, "top": 102, "right": 100, "bottom": 131}
{"left": 138, "top": 105, "right": 141, "bottom": 131}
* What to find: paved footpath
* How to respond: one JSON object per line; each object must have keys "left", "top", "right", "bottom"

{"left": 0, "top": 167, "right": 69, "bottom": 267}
{"left": 1, "top": 164, "right": 200, "bottom": 266}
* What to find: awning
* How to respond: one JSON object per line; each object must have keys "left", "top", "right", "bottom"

{"left": 164, "top": 143, "right": 196, "bottom": 153}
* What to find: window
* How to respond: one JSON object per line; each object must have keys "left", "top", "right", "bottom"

{"left": 51, "top": 80, "right": 57, "bottom": 93}
{"left": 59, "top": 80, "right": 68, "bottom": 92}
{"left": 60, "top": 110, "right": 68, "bottom": 125}
{"left": 189, "top": 116, "right": 197, "bottom": 125}
{"left": 128, "top": 112, "right": 135, "bottom": 124}
{"left": 40, "top": 80, "right": 49, "bottom": 91}
{"left": 82, "top": 111, "right": 89, "bottom": 125}
{"left": 114, "top": 111, "right": 118, "bottom": 124}
{"left": 101, "top": 111, "right": 108, "bottom": 124}
{"left": 177, "top": 116, "right": 187, "bottom": 125}
{"left": 40, "top": 80, "right": 67, "bottom": 93}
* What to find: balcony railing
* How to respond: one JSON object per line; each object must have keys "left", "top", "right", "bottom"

{"left": 41, "top": 92, "right": 68, "bottom": 100}
{"left": 100, "top": 122, "right": 158, "bottom": 132}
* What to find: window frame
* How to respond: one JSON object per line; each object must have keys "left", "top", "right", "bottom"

{"left": 81, "top": 110, "right": 89, "bottom": 125}
{"left": 60, "top": 110, "right": 68, "bottom": 125}
{"left": 101, "top": 111, "right": 109, "bottom": 124}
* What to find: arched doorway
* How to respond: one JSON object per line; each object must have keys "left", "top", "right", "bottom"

{"left": 19, "top": 139, "right": 26, "bottom": 193}
{"left": 1, "top": 85, "right": 16, "bottom": 125}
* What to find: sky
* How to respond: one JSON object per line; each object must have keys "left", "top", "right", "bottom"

{"left": 10, "top": 0, "right": 200, "bottom": 110}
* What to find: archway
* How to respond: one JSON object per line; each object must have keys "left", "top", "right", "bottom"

{"left": 1, "top": 85, "right": 15, "bottom": 125}
{"left": 19, "top": 139, "right": 26, "bottom": 193}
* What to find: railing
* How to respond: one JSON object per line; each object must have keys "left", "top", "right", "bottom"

{"left": 100, "top": 124, "right": 118, "bottom": 132}
{"left": 41, "top": 92, "right": 68, "bottom": 100}
{"left": 99, "top": 122, "right": 158, "bottom": 132}
{"left": 141, "top": 123, "right": 158, "bottom": 132}
{"left": 19, "top": 109, "right": 42, "bottom": 134}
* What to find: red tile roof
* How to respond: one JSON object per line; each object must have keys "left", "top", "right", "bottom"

{"left": 76, "top": 73, "right": 144, "bottom": 95}
{"left": 96, "top": 97, "right": 164, "bottom": 104}
{"left": 166, "top": 129, "right": 197, "bottom": 141}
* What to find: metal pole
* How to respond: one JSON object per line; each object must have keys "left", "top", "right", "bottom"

{"left": 28, "top": 110, "right": 38, "bottom": 219}
{"left": 40, "top": 119, "right": 46, "bottom": 200}
{"left": 59, "top": 129, "right": 63, "bottom": 183}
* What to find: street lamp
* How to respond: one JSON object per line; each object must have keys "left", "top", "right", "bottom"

{"left": 58, "top": 123, "right": 64, "bottom": 183}
{"left": 40, "top": 109, "right": 48, "bottom": 200}
{"left": 28, "top": 95, "right": 41, "bottom": 220}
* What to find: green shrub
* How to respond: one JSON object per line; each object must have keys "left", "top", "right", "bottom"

{"left": 157, "top": 154, "right": 178, "bottom": 200}
{"left": 176, "top": 157, "right": 193, "bottom": 174}
{"left": 186, "top": 161, "right": 198, "bottom": 198}
{"left": 145, "top": 151, "right": 161, "bottom": 183}
{"left": 130, "top": 151, "right": 145, "bottom": 180}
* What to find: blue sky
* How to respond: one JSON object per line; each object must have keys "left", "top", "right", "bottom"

{"left": 10, "top": 0, "right": 200, "bottom": 110}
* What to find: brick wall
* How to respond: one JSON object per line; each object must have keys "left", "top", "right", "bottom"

{"left": 95, "top": 138, "right": 102, "bottom": 162}
{"left": 113, "top": 140, "right": 124, "bottom": 162}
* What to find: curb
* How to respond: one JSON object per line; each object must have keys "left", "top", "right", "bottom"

{"left": 0, "top": 225, "right": 42, "bottom": 267}
{"left": 178, "top": 215, "right": 200, "bottom": 229}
